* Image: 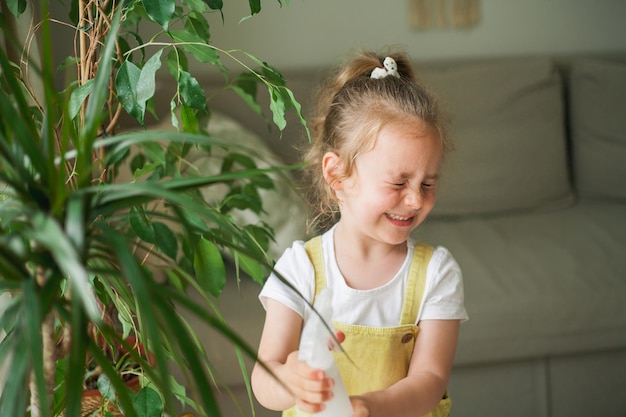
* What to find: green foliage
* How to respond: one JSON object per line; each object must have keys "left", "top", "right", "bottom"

{"left": 133, "top": 387, "right": 165, "bottom": 417}
{"left": 0, "top": 0, "right": 304, "bottom": 416}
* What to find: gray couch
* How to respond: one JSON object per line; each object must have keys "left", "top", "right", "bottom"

{"left": 175, "top": 54, "right": 626, "bottom": 417}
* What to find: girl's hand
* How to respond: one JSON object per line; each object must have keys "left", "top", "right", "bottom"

{"left": 328, "top": 330, "right": 346, "bottom": 350}
{"left": 283, "top": 351, "right": 335, "bottom": 414}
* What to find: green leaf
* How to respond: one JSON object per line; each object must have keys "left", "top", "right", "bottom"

{"left": 245, "top": 224, "right": 272, "bottom": 252}
{"left": 280, "top": 85, "right": 311, "bottom": 140}
{"left": 165, "top": 269, "right": 185, "bottom": 291}
{"left": 30, "top": 213, "right": 100, "bottom": 321}
{"left": 237, "top": 253, "right": 266, "bottom": 284}
{"left": 169, "top": 30, "right": 225, "bottom": 72}
{"left": 129, "top": 206, "right": 156, "bottom": 244}
{"left": 194, "top": 237, "right": 226, "bottom": 298}
{"left": 97, "top": 374, "right": 117, "bottom": 402}
{"left": 180, "top": 103, "right": 199, "bottom": 133}
{"left": 53, "top": 357, "right": 68, "bottom": 412}
{"left": 6, "top": 0, "right": 26, "bottom": 17}
{"left": 222, "top": 152, "right": 257, "bottom": 171}
{"left": 68, "top": 79, "right": 94, "bottom": 119}
{"left": 169, "top": 100, "right": 180, "bottom": 131}
{"left": 65, "top": 194, "right": 86, "bottom": 250}
{"left": 115, "top": 50, "right": 163, "bottom": 125}
{"left": 140, "top": 141, "right": 166, "bottom": 164}
{"left": 147, "top": 286, "right": 221, "bottom": 415}
{"left": 262, "top": 64, "right": 286, "bottom": 86}
{"left": 250, "top": 172, "right": 274, "bottom": 190}
{"left": 121, "top": 29, "right": 147, "bottom": 62}
{"left": 143, "top": 0, "right": 176, "bottom": 30}
{"left": 232, "top": 51, "right": 308, "bottom": 135}
{"left": 222, "top": 188, "right": 261, "bottom": 214}
{"left": 118, "top": 308, "right": 135, "bottom": 340}
{"left": 204, "top": 0, "right": 223, "bottom": 10}
{"left": 138, "top": 51, "right": 164, "bottom": 114}
{"left": 268, "top": 86, "right": 287, "bottom": 131}
{"left": 270, "top": 85, "right": 310, "bottom": 137}
{"left": 166, "top": 48, "right": 188, "bottom": 79}
{"left": 0, "top": 329, "right": 29, "bottom": 416}
{"left": 153, "top": 222, "right": 178, "bottom": 259}
{"left": 0, "top": 52, "right": 47, "bottom": 181}
{"left": 179, "top": 71, "right": 207, "bottom": 111}
{"left": 249, "top": 0, "right": 261, "bottom": 15}
{"left": 186, "top": 12, "right": 211, "bottom": 41}
{"left": 130, "top": 153, "right": 147, "bottom": 174}
{"left": 230, "top": 73, "right": 263, "bottom": 117}
{"left": 133, "top": 387, "right": 164, "bottom": 417}
{"left": 116, "top": 61, "right": 142, "bottom": 121}
{"left": 181, "top": 0, "right": 210, "bottom": 13}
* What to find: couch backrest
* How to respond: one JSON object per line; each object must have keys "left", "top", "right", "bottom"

{"left": 568, "top": 58, "right": 626, "bottom": 203}
{"left": 147, "top": 53, "right": 626, "bottom": 220}
{"left": 417, "top": 57, "right": 572, "bottom": 217}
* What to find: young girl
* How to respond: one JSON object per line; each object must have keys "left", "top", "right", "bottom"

{"left": 251, "top": 51, "right": 468, "bottom": 417}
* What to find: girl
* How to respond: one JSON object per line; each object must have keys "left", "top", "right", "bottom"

{"left": 251, "top": 51, "right": 468, "bottom": 417}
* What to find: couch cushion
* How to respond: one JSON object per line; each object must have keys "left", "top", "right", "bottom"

{"left": 413, "top": 202, "right": 626, "bottom": 364}
{"left": 569, "top": 59, "right": 626, "bottom": 202}
{"left": 416, "top": 58, "right": 573, "bottom": 217}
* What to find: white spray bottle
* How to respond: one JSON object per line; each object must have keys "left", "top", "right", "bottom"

{"left": 298, "top": 287, "right": 353, "bottom": 417}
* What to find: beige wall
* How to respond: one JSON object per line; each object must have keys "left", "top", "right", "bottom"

{"left": 43, "top": 1, "right": 626, "bottom": 72}
{"left": 205, "top": 0, "right": 626, "bottom": 70}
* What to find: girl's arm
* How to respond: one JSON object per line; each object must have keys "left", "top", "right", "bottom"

{"left": 350, "top": 319, "right": 461, "bottom": 417}
{"left": 251, "top": 298, "right": 335, "bottom": 413}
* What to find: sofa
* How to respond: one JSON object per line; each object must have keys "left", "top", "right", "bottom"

{"left": 170, "top": 54, "right": 626, "bottom": 417}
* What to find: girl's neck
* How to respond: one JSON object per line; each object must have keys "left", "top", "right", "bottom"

{"left": 332, "top": 222, "right": 408, "bottom": 290}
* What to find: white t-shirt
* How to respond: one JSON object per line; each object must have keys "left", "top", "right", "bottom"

{"left": 259, "top": 227, "right": 468, "bottom": 326}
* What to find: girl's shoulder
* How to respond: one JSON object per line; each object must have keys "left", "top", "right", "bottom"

{"left": 408, "top": 238, "right": 457, "bottom": 265}
{"left": 408, "top": 240, "right": 462, "bottom": 286}
{"left": 429, "top": 245, "right": 460, "bottom": 272}
{"left": 275, "top": 239, "right": 312, "bottom": 269}
{"left": 259, "top": 240, "right": 317, "bottom": 317}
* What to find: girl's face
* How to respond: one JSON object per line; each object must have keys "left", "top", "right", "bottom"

{"left": 325, "top": 119, "right": 443, "bottom": 247}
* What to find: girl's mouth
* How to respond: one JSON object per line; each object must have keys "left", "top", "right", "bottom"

{"left": 386, "top": 213, "right": 414, "bottom": 226}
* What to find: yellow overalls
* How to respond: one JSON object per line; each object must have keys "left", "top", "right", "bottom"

{"left": 283, "top": 236, "right": 451, "bottom": 417}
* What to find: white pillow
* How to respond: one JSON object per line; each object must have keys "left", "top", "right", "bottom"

{"left": 185, "top": 112, "right": 308, "bottom": 260}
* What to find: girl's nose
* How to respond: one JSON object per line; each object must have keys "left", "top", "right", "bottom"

{"left": 404, "top": 187, "right": 423, "bottom": 209}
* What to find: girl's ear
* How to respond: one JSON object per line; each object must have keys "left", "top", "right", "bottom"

{"left": 322, "top": 152, "right": 343, "bottom": 191}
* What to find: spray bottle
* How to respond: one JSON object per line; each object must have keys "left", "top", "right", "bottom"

{"left": 298, "top": 287, "right": 353, "bottom": 417}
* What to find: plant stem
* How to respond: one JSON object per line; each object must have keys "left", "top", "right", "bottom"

{"left": 29, "top": 268, "right": 56, "bottom": 417}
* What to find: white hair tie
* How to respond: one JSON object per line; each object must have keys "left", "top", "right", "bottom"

{"left": 370, "top": 57, "right": 400, "bottom": 79}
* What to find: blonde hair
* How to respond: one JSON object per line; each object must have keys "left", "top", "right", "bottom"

{"left": 302, "top": 50, "right": 448, "bottom": 232}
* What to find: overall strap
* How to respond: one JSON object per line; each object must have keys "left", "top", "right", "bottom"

{"left": 399, "top": 243, "right": 434, "bottom": 325}
{"left": 304, "top": 236, "right": 326, "bottom": 303}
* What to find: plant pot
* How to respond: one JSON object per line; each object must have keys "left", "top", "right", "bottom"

{"left": 79, "top": 336, "right": 153, "bottom": 417}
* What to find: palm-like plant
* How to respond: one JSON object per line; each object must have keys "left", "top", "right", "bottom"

{"left": 0, "top": 0, "right": 305, "bottom": 416}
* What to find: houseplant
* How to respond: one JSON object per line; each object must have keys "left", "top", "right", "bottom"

{"left": 0, "top": 0, "right": 306, "bottom": 416}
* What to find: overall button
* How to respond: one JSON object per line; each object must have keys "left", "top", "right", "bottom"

{"left": 401, "top": 333, "right": 413, "bottom": 343}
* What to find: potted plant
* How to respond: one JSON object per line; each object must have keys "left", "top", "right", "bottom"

{"left": 0, "top": 0, "right": 306, "bottom": 416}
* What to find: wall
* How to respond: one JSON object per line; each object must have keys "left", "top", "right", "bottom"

{"left": 206, "top": 0, "right": 626, "bottom": 71}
